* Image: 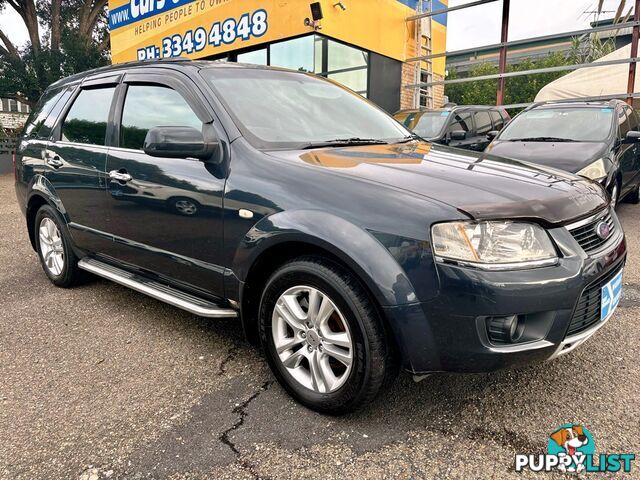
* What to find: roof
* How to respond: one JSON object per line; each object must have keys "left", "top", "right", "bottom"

{"left": 48, "top": 58, "right": 284, "bottom": 89}
{"left": 395, "top": 105, "right": 505, "bottom": 115}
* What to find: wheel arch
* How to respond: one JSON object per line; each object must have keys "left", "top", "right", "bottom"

{"left": 25, "top": 175, "right": 67, "bottom": 251}
{"left": 233, "top": 210, "right": 419, "bottom": 345}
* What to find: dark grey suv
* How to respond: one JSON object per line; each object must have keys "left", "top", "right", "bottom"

{"left": 14, "top": 60, "right": 626, "bottom": 413}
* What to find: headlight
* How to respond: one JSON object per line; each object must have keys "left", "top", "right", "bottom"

{"left": 431, "top": 221, "right": 558, "bottom": 270}
{"left": 576, "top": 158, "right": 607, "bottom": 181}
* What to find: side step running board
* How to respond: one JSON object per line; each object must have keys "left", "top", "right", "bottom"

{"left": 78, "top": 258, "right": 238, "bottom": 318}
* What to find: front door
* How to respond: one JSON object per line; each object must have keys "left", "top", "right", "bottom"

{"left": 45, "top": 84, "right": 117, "bottom": 253}
{"left": 102, "top": 78, "right": 226, "bottom": 298}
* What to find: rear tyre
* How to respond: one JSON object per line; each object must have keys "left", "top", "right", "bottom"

{"left": 259, "top": 256, "right": 396, "bottom": 414}
{"left": 35, "top": 205, "right": 84, "bottom": 287}
{"left": 624, "top": 183, "right": 640, "bottom": 204}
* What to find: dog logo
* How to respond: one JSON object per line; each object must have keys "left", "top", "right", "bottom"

{"left": 548, "top": 424, "right": 593, "bottom": 472}
{"left": 516, "top": 423, "right": 635, "bottom": 473}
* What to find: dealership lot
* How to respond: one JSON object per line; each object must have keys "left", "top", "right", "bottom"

{"left": 1, "top": 172, "right": 639, "bottom": 479}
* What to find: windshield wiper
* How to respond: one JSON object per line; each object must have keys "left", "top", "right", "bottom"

{"left": 509, "top": 136, "right": 577, "bottom": 142}
{"left": 394, "top": 134, "right": 422, "bottom": 143}
{"left": 301, "top": 138, "right": 389, "bottom": 149}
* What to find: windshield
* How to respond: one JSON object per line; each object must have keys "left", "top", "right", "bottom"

{"left": 397, "top": 111, "right": 449, "bottom": 138}
{"left": 499, "top": 107, "right": 613, "bottom": 142}
{"left": 201, "top": 67, "right": 410, "bottom": 149}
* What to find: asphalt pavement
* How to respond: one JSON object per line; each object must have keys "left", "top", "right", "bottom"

{"left": 1, "top": 173, "right": 638, "bottom": 479}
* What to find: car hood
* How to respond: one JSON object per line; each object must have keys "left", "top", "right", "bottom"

{"left": 266, "top": 141, "right": 608, "bottom": 225}
{"left": 486, "top": 140, "right": 609, "bottom": 173}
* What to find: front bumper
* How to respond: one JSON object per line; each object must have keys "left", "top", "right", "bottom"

{"left": 386, "top": 209, "right": 627, "bottom": 374}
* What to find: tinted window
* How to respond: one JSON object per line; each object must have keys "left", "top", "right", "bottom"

{"left": 490, "top": 110, "right": 504, "bottom": 130}
{"left": 120, "top": 85, "right": 202, "bottom": 151}
{"left": 404, "top": 111, "right": 449, "bottom": 138}
{"left": 445, "top": 112, "right": 473, "bottom": 135}
{"left": 624, "top": 106, "right": 638, "bottom": 132}
{"left": 618, "top": 107, "right": 630, "bottom": 140}
{"left": 61, "top": 87, "right": 115, "bottom": 145}
{"left": 40, "top": 89, "right": 73, "bottom": 139}
{"left": 23, "top": 88, "right": 64, "bottom": 138}
{"left": 499, "top": 107, "right": 614, "bottom": 142}
{"left": 474, "top": 111, "right": 492, "bottom": 135}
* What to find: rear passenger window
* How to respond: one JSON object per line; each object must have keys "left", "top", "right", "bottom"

{"left": 625, "top": 106, "right": 639, "bottom": 132}
{"left": 474, "top": 111, "right": 492, "bottom": 135}
{"left": 446, "top": 112, "right": 472, "bottom": 134}
{"left": 618, "top": 108, "right": 630, "bottom": 140}
{"left": 23, "top": 88, "right": 64, "bottom": 138}
{"left": 61, "top": 87, "right": 115, "bottom": 145}
{"left": 490, "top": 110, "right": 504, "bottom": 130}
{"left": 120, "top": 85, "right": 202, "bottom": 150}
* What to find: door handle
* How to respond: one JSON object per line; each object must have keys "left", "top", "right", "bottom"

{"left": 46, "top": 156, "right": 63, "bottom": 168}
{"left": 108, "top": 170, "right": 132, "bottom": 183}
{"left": 43, "top": 150, "right": 63, "bottom": 168}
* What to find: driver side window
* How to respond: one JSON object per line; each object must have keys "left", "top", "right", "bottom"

{"left": 120, "top": 84, "right": 202, "bottom": 150}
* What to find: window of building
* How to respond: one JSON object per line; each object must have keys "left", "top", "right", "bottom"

{"left": 120, "top": 85, "right": 201, "bottom": 150}
{"left": 270, "top": 36, "right": 316, "bottom": 72}
{"left": 61, "top": 87, "right": 115, "bottom": 145}
{"left": 237, "top": 48, "right": 267, "bottom": 65}
{"left": 222, "top": 34, "right": 370, "bottom": 97}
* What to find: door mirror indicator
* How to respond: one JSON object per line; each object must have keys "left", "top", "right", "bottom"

{"left": 143, "top": 126, "right": 220, "bottom": 162}
{"left": 450, "top": 130, "right": 467, "bottom": 141}
{"left": 487, "top": 130, "right": 499, "bottom": 141}
{"left": 623, "top": 130, "right": 640, "bottom": 144}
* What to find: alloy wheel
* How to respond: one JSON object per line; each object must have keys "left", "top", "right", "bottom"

{"left": 271, "top": 285, "right": 353, "bottom": 393}
{"left": 39, "top": 217, "right": 64, "bottom": 276}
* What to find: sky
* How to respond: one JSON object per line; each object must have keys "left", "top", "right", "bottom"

{"left": 0, "top": 0, "right": 633, "bottom": 52}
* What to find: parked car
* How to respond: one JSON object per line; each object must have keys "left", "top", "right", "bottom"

{"left": 15, "top": 61, "right": 625, "bottom": 413}
{"left": 487, "top": 100, "right": 640, "bottom": 207}
{"left": 394, "top": 105, "right": 510, "bottom": 151}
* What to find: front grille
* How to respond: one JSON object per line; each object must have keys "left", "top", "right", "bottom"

{"left": 568, "top": 210, "right": 616, "bottom": 254}
{"left": 567, "top": 265, "right": 622, "bottom": 337}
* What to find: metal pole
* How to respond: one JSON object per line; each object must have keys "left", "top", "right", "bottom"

{"left": 496, "top": 0, "right": 510, "bottom": 106}
{"left": 628, "top": 0, "right": 640, "bottom": 105}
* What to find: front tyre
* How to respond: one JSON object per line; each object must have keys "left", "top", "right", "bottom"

{"left": 259, "top": 257, "right": 396, "bottom": 414}
{"left": 35, "top": 205, "right": 84, "bottom": 287}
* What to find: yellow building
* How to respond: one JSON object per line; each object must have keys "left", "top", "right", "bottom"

{"left": 108, "top": 0, "right": 447, "bottom": 112}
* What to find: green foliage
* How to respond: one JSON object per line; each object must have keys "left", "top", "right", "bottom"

{"left": 445, "top": 35, "right": 617, "bottom": 107}
{"left": 0, "top": 0, "right": 109, "bottom": 105}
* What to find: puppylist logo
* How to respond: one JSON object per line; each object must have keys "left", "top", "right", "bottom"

{"left": 515, "top": 424, "right": 635, "bottom": 473}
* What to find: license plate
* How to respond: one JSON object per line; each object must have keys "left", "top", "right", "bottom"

{"left": 601, "top": 269, "right": 623, "bottom": 321}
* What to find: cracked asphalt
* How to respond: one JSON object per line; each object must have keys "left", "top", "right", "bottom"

{"left": 1, "top": 173, "right": 639, "bottom": 479}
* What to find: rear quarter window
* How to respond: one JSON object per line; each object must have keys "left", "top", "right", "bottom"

{"left": 22, "top": 88, "right": 64, "bottom": 138}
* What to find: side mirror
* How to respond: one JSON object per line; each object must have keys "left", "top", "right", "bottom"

{"left": 143, "top": 126, "right": 219, "bottom": 162}
{"left": 450, "top": 130, "right": 467, "bottom": 141}
{"left": 623, "top": 130, "right": 640, "bottom": 144}
{"left": 487, "top": 130, "right": 499, "bottom": 141}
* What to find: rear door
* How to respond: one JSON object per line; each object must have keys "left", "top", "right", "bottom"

{"left": 101, "top": 72, "right": 227, "bottom": 298}
{"left": 15, "top": 86, "right": 71, "bottom": 190}
{"left": 472, "top": 110, "right": 493, "bottom": 151}
{"left": 45, "top": 77, "right": 119, "bottom": 253}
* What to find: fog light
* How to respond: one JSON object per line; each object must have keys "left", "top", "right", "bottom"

{"left": 487, "top": 315, "right": 524, "bottom": 344}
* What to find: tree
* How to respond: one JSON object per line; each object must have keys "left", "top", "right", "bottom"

{"left": 0, "top": 0, "right": 110, "bottom": 105}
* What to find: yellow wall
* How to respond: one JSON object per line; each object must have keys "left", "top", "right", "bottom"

{"left": 109, "top": 0, "right": 419, "bottom": 64}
